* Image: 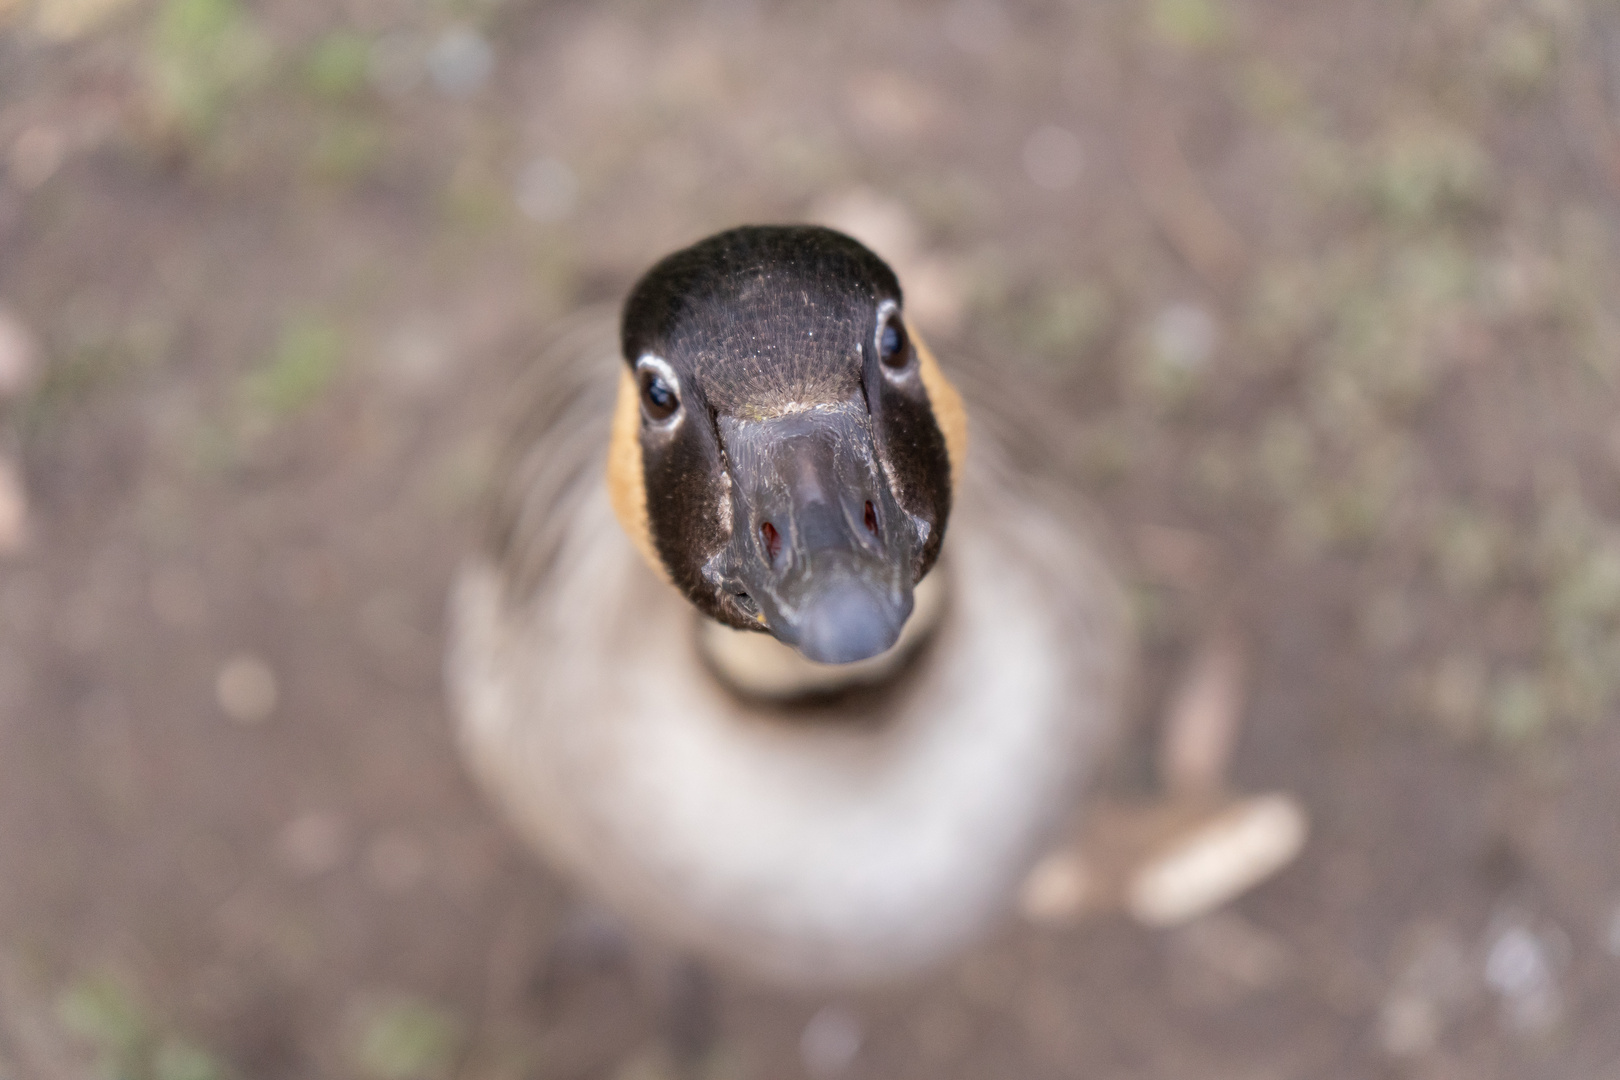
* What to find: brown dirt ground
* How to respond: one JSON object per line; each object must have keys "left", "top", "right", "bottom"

{"left": 2, "top": 0, "right": 1620, "bottom": 1078}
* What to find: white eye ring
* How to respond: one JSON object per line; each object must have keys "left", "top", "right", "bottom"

{"left": 873, "top": 299, "right": 915, "bottom": 383}
{"left": 635, "top": 354, "right": 683, "bottom": 426}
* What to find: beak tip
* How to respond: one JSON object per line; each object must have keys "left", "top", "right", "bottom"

{"left": 791, "top": 580, "right": 912, "bottom": 665}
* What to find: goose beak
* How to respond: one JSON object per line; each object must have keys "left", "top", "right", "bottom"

{"left": 716, "top": 404, "right": 916, "bottom": 664}
{"left": 785, "top": 551, "right": 912, "bottom": 664}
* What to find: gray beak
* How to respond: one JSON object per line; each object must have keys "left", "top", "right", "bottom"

{"left": 712, "top": 403, "right": 916, "bottom": 664}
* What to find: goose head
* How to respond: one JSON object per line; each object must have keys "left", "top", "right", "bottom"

{"left": 606, "top": 225, "right": 968, "bottom": 664}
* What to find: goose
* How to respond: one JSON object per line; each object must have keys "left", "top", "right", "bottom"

{"left": 447, "top": 224, "right": 1128, "bottom": 988}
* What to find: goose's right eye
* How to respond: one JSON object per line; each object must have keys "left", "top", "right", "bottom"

{"left": 639, "top": 369, "right": 680, "bottom": 421}
{"left": 878, "top": 314, "right": 909, "bottom": 368}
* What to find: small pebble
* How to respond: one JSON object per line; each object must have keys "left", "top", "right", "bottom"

{"left": 0, "top": 455, "right": 27, "bottom": 555}
{"left": 215, "top": 654, "right": 278, "bottom": 725}
{"left": 1377, "top": 990, "right": 1441, "bottom": 1056}
{"left": 1023, "top": 124, "right": 1085, "bottom": 191}
{"left": 1152, "top": 302, "right": 1219, "bottom": 374}
{"left": 1484, "top": 916, "right": 1565, "bottom": 1036}
{"left": 0, "top": 305, "right": 39, "bottom": 398}
{"left": 1018, "top": 850, "right": 1092, "bottom": 924}
{"left": 1376, "top": 924, "right": 1473, "bottom": 1056}
{"left": 800, "top": 1004, "right": 862, "bottom": 1079}
{"left": 427, "top": 27, "right": 493, "bottom": 98}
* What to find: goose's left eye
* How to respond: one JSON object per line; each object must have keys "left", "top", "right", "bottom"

{"left": 878, "top": 312, "right": 910, "bottom": 369}
{"left": 640, "top": 369, "right": 680, "bottom": 421}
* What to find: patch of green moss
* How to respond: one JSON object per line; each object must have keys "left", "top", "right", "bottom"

{"left": 308, "top": 117, "right": 386, "bottom": 184}
{"left": 246, "top": 316, "right": 343, "bottom": 416}
{"left": 1018, "top": 279, "right": 1113, "bottom": 362}
{"left": 145, "top": 0, "right": 269, "bottom": 140}
{"left": 1234, "top": 60, "right": 1309, "bottom": 126}
{"left": 1149, "top": 0, "right": 1232, "bottom": 51}
{"left": 302, "top": 30, "right": 373, "bottom": 102}
{"left": 354, "top": 998, "right": 462, "bottom": 1080}
{"left": 1487, "top": 20, "right": 1556, "bottom": 96}
{"left": 1365, "top": 124, "right": 1494, "bottom": 225}
{"left": 57, "top": 972, "right": 230, "bottom": 1080}
{"left": 1489, "top": 671, "right": 1548, "bottom": 742}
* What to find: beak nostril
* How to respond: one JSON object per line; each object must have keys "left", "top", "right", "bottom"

{"left": 759, "top": 521, "right": 782, "bottom": 565}
{"left": 864, "top": 501, "right": 879, "bottom": 536}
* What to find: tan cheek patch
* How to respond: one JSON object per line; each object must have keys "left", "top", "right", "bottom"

{"left": 911, "top": 326, "right": 968, "bottom": 496}
{"left": 606, "top": 369, "right": 670, "bottom": 581}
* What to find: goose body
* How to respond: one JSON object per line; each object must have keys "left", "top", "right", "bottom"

{"left": 448, "top": 227, "right": 1125, "bottom": 986}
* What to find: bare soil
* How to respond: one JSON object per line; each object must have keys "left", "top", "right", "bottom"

{"left": 3, "top": 0, "right": 1620, "bottom": 1078}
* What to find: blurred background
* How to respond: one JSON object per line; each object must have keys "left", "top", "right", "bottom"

{"left": 3, "top": 0, "right": 1620, "bottom": 1076}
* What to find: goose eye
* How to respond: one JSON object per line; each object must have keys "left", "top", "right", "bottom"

{"left": 878, "top": 312, "right": 910, "bottom": 369}
{"left": 639, "top": 368, "right": 680, "bottom": 421}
